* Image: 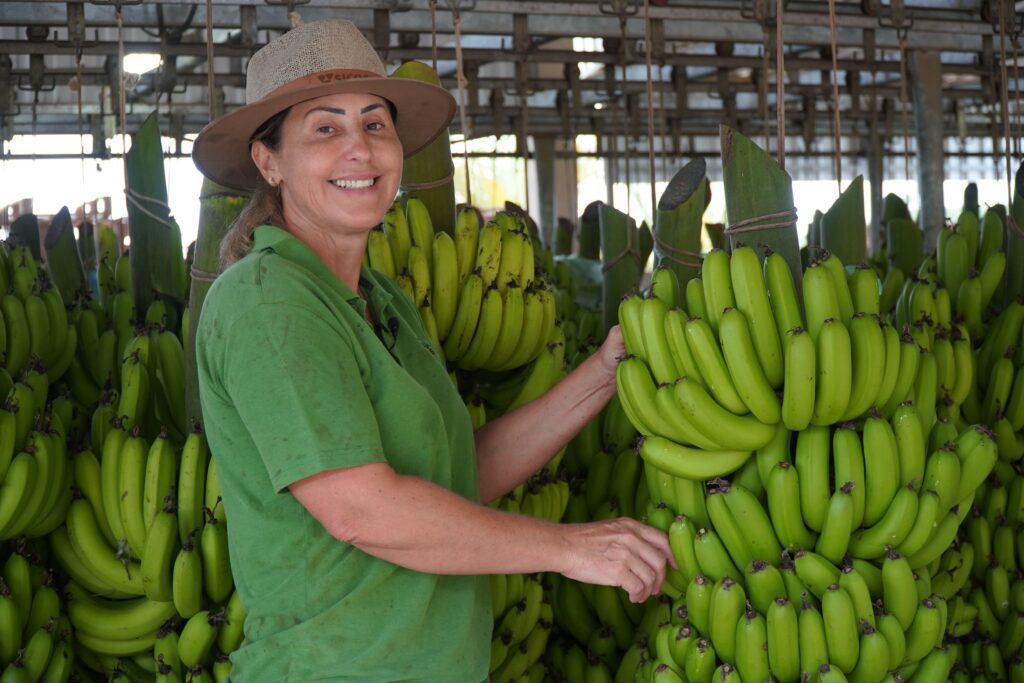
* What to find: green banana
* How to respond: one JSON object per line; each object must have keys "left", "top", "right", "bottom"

{"left": 822, "top": 584, "right": 859, "bottom": 673}
{"left": 782, "top": 327, "right": 816, "bottom": 431}
{"left": 719, "top": 307, "right": 781, "bottom": 424}
{"left": 810, "top": 318, "right": 852, "bottom": 426}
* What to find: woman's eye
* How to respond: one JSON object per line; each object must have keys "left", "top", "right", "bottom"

{"left": 316, "top": 125, "right": 334, "bottom": 134}
{"left": 367, "top": 121, "right": 385, "bottom": 131}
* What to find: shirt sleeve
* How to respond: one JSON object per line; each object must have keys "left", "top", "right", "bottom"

{"left": 220, "top": 302, "right": 386, "bottom": 492}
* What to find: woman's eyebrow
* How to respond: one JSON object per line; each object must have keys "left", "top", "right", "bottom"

{"left": 303, "top": 103, "right": 385, "bottom": 118}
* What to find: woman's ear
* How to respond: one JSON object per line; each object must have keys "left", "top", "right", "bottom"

{"left": 251, "top": 140, "right": 281, "bottom": 186}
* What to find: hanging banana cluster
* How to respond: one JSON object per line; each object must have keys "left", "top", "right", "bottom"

{"left": 0, "top": 542, "right": 77, "bottom": 682}
{"left": 0, "top": 234, "right": 246, "bottom": 682}
{"left": 364, "top": 198, "right": 557, "bottom": 372}
{"left": 607, "top": 235, "right": 1004, "bottom": 682}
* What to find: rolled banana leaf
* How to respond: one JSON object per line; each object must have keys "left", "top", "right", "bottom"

{"left": 394, "top": 61, "right": 456, "bottom": 235}
{"left": 1007, "top": 162, "right": 1024, "bottom": 305}
{"left": 808, "top": 210, "right": 824, "bottom": 251}
{"left": 964, "top": 182, "right": 980, "bottom": 218}
{"left": 579, "top": 201, "right": 602, "bottom": 260}
{"left": 820, "top": 175, "right": 867, "bottom": 266}
{"left": 882, "top": 193, "right": 912, "bottom": 223}
{"left": 654, "top": 157, "right": 707, "bottom": 287}
{"left": 185, "top": 177, "right": 248, "bottom": 427}
{"left": 125, "top": 112, "right": 187, "bottom": 322}
{"left": 886, "top": 218, "right": 924, "bottom": 275}
{"left": 554, "top": 217, "right": 574, "bottom": 256}
{"left": 720, "top": 125, "right": 802, "bottom": 287}
{"left": 43, "top": 206, "right": 88, "bottom": 304}
{"left": 599, "top": 202, "right": 644, "bottom": 334}
{"left": 9, "top": 213, "right": 41, "bottom": 260}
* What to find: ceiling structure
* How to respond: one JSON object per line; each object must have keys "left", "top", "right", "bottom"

{"left": 0, "top": 0, "right": 1022, "bottom": 176}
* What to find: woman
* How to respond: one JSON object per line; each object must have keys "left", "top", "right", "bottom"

{"left": 192, "top": 19, "right": 673, "bottom": 682}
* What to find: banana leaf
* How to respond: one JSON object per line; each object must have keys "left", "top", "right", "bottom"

{"left": 808, "top": 210, "right": 824, "bottom": 251}
{"left": 43, "top": 206, "right": 88, "bottom": 303}
{"left": 886, "top": 218, "right": 924, "bottom": 275}
{"left": 882, "top": 193, "right": 912, "bottom": 223}
{"left": 720, "top": 125, "right": 801, "bottom": 286}
{"left": 654, "top": 158, "right": 707, "bottom": 287}
{"left": 76, "top": 219, "right": 97, "bottom": 273}
{"left": 820, "top": 176, "right": 867, "bottom": 266}
{"left": 185, "top": 177, "right": 249, "bottom": 427}
{"left": 1007, "top": 163, "right": 1024, "bottom": 305}
{"left": 125, "top": 113, "right": 187, "bottom": 322}
{"left": 599, "top": 202, "right": 644, "bottom": 334}
{"left": 394, "top": 61, "right": 456, "bottom": 234}
{"left": 8, "top": 213, "right": 40, "bottom": 260}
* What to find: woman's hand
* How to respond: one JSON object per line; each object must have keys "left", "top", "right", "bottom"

{"left": 557, "top": 518, "right": 676, "bottom": 604}
{"left": 595, "top": 325, "right": 626, "bottom": 381}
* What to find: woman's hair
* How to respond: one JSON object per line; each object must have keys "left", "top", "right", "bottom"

{"left": 219, "top": 108, "right": 291, "bottom": 268}
{"left": 218, "top": 98, "right": 400, "bottom": 269}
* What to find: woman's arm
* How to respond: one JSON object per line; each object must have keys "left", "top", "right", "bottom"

{"left": 473, "top": 327, "right": 625, "bottom": 503}
{"left": 290, "top": 459, "right": 674, "bottom": 603}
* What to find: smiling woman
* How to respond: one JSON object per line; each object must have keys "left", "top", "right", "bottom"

{"left": 191, "top": 18, "right": 673, "bottom": 683}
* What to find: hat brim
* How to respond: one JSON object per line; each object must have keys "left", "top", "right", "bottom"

{"left": 192, "top": 77, "right": 455, "bottom": 191}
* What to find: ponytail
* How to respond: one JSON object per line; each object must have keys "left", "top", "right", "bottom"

{"left": 219, "top": 107, "right": 290, "bottom": 269}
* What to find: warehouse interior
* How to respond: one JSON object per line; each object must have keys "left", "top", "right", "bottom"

{"left": 1, "top": 0, "right": 1022, "bottom": 247}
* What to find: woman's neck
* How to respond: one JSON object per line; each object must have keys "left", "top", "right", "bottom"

{"left": 287, "top": 221, "right": 367, "bottom": 294}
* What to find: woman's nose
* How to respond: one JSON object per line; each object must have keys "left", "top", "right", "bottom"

{"left": 343, "top": 129, "right": 372, "bottom": 161}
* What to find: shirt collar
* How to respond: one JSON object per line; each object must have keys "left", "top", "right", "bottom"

{"left": 253, "top": 225, "right": 389, "bottom": 316}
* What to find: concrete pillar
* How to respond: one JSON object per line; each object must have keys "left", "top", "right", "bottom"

{"left": 909, "top": 49, "right": 945, "bottom": 251}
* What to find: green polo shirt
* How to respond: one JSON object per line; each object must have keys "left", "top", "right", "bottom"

{"left": 195, "top": 225, "right": 491, "bottom": 682}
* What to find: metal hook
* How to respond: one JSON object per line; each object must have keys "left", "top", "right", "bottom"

{"left": 598, "top": 0, "right": 639, "bottom": 18}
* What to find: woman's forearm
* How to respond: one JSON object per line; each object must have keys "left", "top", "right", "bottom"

{"left": 296, "top": 464, "right": 570, "bottom": 575}
{"left": 290, "top": 461, "right": 675, "bottom": 603}
{"left": 474, "top": 350, "right": 617, "bottom": 503}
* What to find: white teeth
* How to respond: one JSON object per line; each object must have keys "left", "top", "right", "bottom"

{"left": 332, "top": 178, "right": 375, "bottom": 189}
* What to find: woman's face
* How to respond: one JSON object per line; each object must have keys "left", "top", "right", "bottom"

{"left": 252, "top": 92, "right": 403, "bottom": 237}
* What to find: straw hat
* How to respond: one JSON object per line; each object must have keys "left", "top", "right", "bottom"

{"left": 192, "top": 19, "right": 456, "bottom": 190}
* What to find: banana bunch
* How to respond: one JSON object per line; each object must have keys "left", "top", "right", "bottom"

{"left": 0, "top": 247, "right": 78, "bottom": 395}
{"left": 365, "top": 200, "right": 556, "bottom": 373}
{"left": 925, "top": 452, "right": 1024, "bottom": 680}
{"left": 0, "top": 542, "right": 76, "bottom": 682}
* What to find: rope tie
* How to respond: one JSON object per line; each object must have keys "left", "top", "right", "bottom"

{"left": 198, "top": 191, "right": 244, "bottom": 201}
{"left": 653, "top": 231, "right": 702, "bottom": 268}
{"left": 401, "top": 165, "right": 455, "bottom": 192}
{"left": 190, "top": 266, "right": 219, "bottom": 283}
{"left": 125, "top": 188, "right": 175, "bottom": 229}
{"left": 775, "top": 0, "right": 786, "bottom": 168}
{"left": 1009, "top": 215, "right": 1024, "bottom": 239}
{"left": 643, "top": 0, "right": 657, "bottom": 224}
{"left": 450, "top": 7, "right": 473, "bottom": 206}
{"left": 827, "top": 0, "right": 842, "bottom": 191}
{"left": 726, "top": 207, "right": 799, "bottom": 235}
{"left": 601, "top": 227, "right": 646, "bottom": 274}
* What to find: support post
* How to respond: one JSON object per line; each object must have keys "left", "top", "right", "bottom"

{"left": 909, "top": 49, "right": 945, "bottom": 251}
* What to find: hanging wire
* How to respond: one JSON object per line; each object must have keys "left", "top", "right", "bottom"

{"left": 618, "top": 12, "right": 631, "bottom": 217}
{"left": 74, "top": 50, "right": 87, "bottom": 206}
{"left": 827, "top": 0, "right": 842, "bottom": 191}
{"left": 999, "top": 0, "right": 1013, "bottom": 208}
{"left": 643, "top": 0, "right": 657, "bottom": 225}
{"left": 775, "top": 0, "right": 786, "bottom": 168}
{"left": 429, "top": 0, "right": 438, "bottom": 74}
{"left": 117, "top": 7, "right": 128, "bottom": 166}
{"left": 1012, "top": 35, "right": 1021, "bottom": 158}
{"left": 657, "top": 62, "right": 670, "bottom": 181}
{"left": 205, "top": 0, "right": 215, "bottom": 123}
{"left": 451, "top": 7, "right": 473, "bottom": 206}
{"left": 898, "top": 37, "right": 912, "bottom": 187}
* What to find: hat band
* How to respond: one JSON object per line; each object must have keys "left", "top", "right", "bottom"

{"left": 254, "top": 68, "right": 382, "bottom": 104}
